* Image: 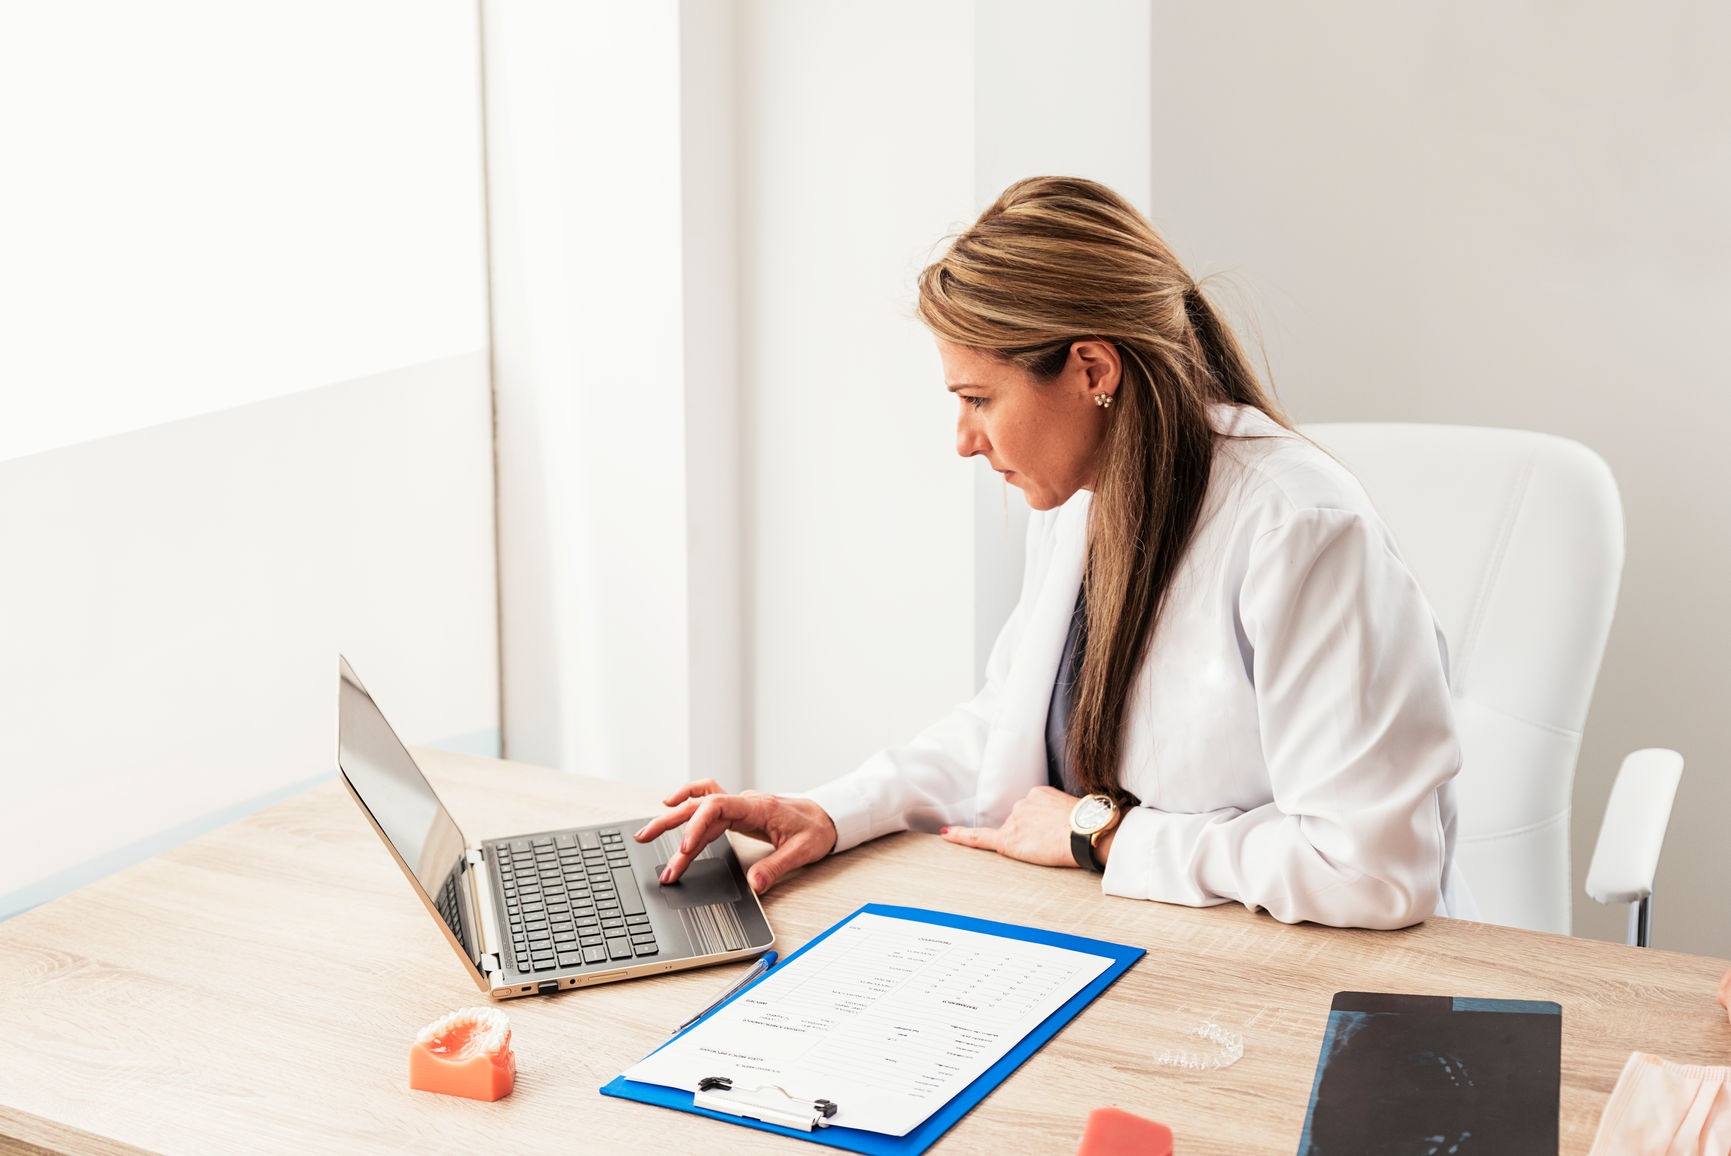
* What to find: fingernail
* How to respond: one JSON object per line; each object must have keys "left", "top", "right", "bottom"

{"left": 633, "top": 826, "right": 647, "bottom": 840}
{"left": 659, "top": 868, "right": 671, "bottom": 884}
{"left": 940, "top": 827, "right": 951, "bottom": 835}
{"left": 748, "top": 871, "right": 763, "bottom": 891}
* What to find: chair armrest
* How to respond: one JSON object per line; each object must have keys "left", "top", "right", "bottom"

{"left": 1584, "top": 748, "right": 1684, "bottom": 905}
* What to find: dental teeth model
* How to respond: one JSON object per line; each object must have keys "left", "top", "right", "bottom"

{"left": 409, "top": 1007, "right": 517, "bottom": 1101}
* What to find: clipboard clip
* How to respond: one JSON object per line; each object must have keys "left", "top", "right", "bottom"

{"left": 694, "top": 1076, "right": 839, "bottom": 1131}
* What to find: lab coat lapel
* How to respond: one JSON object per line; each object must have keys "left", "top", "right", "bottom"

{"left": 975, "top": 493, "right": 1090, "bottom": 826}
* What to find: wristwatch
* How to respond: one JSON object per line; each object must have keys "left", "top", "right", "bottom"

{"left": 1069, "top": 794, "right": 1122, "bottom": 873}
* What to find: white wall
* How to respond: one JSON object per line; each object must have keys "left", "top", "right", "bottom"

{"left": 0, "top": 1, "right": 497, "bottom": 916}
{"left": 972, "top": 0, "right": 1154, "bottom": 682}
{"left": 1145, "top": 1, "right": 1731, "bottom": 955}
{"left": 0, "top": 1, "right": 488, "bottom": 462}
{"left": 734, "top": 0, "right": 1163, "bottom": 791}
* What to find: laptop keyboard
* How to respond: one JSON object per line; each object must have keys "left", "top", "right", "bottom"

{"left": 433, "top": 867, "right": 472, "bottom": 956}
{"left": 494, "top": 829, "right": 659, "bottom": 974}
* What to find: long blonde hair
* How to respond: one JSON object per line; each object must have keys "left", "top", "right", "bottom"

{"left": 917, "top": 176, "right": 1288, "bottom": 801}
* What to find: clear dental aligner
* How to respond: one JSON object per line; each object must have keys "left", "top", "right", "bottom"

{"left": 1151, "top": 1020, "right": 1244, "bottom": 1071}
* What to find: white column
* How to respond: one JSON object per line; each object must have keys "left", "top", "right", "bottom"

{"left": 486, "top": 0, "right": 738, "bottom": 785}
{"left": 677, "top": 0, "right": 744, "bottom": 789}
{"left": 736, "top": 0, "right": 978, "bottom": 793}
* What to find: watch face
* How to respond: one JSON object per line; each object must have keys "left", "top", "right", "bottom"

{"left": 1073, "top": 794, "right": 1114, "bottom": 834}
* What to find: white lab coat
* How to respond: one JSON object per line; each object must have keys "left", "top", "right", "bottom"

{"left": 800, "top": 404, "right": 1475, "bottom": 930}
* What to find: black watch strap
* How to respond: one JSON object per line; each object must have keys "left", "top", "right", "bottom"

{"left": 1071, "top": 830, "right": 1104, "bottom": 873}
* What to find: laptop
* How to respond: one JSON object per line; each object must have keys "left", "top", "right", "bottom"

{"left": 335, "top": 656, "right": 774, "bottom": 999}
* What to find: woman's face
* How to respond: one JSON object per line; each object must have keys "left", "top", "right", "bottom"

{"left": 940, "top": 339, "right": 1119, "bottom": 511}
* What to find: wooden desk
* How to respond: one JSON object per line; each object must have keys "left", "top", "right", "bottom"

{"left": 2, "top": 752, "right": 1727, "bottom": 1154}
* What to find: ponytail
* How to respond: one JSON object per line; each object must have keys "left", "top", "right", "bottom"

{"left": 1183, "top": 284, "right": 1283, "bottom": 416}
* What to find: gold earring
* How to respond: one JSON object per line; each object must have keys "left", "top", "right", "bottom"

{"left": 1094, "top": 394, "right": 1114, "bottom": 410}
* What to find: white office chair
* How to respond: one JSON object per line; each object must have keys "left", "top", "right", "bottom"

{"left": 1302, "top": 423, "right": 1682, "bottom": 946}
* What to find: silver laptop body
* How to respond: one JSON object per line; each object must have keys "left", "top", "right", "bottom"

{"left": 335, "top": 656, "right": 774, "bottom": 999}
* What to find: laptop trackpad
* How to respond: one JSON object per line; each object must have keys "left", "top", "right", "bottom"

{"left": 655, "top": 858, "right": 742, "bottom": 908}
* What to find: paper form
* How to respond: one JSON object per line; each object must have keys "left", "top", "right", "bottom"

{"left": 623, "top": 910, "right": 1112, "bottom": 1136}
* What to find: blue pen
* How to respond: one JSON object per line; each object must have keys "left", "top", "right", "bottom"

{"left": 670, "top": 952, "right": 778, "bottom": 1036}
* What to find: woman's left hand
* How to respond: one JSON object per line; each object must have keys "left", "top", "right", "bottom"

{"left": 941, "top": 786, "right": 1083, "bottom": 868}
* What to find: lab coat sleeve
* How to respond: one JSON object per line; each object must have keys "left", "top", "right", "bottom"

{"left": 1100, "top": 506, "right": 1459, "bottom": 929}
{"left": 792, "top": 513, "right": 1050, "bottom": 854}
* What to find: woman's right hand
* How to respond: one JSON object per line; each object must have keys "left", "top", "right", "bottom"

{"left": 633, "top": 780, "right": 838, "bottom": 895}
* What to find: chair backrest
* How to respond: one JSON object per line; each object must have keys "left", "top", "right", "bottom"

{"left": 1300, "top": 423, "right": 1623, "bottom": 934}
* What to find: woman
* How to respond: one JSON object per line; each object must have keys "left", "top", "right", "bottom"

{"left": 637, "top": 176, "right": 1474, "bottom": 930}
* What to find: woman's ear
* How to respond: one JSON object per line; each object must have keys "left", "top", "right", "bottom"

{"left": 1069, "top": 340, "right": 1122, "bottom": 398}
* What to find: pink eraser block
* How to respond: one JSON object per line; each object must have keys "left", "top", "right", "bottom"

{"left": 409, "top": 1007, "right": 516, "bottom": 1102}
{"left": 1077, "top": 1107, "right": 1174, "bottom": 1156}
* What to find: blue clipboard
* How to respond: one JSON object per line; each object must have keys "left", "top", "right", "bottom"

{"left": 600, "top": 902, "right": 1144, "bottom": 1155}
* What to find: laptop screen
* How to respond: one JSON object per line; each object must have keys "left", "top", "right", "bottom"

{"left": 336, "top": 657, "right": 469, "bottom": 930}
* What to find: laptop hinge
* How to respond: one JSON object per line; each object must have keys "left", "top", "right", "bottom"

{"left": 461, "top": 847, "right": 508, "bottom": 981}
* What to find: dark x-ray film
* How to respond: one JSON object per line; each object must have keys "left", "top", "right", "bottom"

{"left": 1297, "top": 991, "right": 1561, "bottom": 1155}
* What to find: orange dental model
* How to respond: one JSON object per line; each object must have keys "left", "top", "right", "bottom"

{"left": 409, "top": 1007, "right": 517, "bottom": 1102}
